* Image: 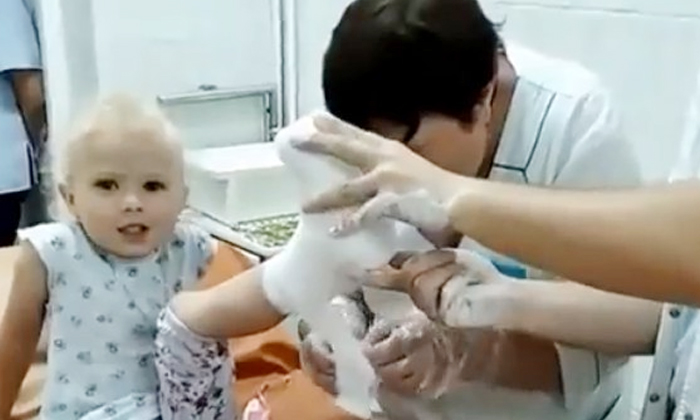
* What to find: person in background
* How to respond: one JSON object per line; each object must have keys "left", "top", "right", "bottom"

{"left": 298, "top": 0, "right": 660, "bottom": 419}
{"left": 0, "top": 0, "right": 49, "bottom": 247}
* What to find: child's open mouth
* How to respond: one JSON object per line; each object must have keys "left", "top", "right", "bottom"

{"left": 118, "top": 224, "right": 150, "bottom": 238}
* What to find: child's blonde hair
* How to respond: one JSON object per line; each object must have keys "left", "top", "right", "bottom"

{"left": 48, "top": 93, "right": 182, "bottom": 220}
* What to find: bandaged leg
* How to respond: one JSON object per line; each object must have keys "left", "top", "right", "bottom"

{"left": 155, "top": 307, "right": 235, "bottom": 420}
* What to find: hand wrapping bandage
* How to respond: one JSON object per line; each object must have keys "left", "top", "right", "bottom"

{"left": 261, "top": 113, "right": 432, "bottom": 418}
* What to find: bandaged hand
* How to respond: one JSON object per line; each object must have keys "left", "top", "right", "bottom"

{"left": 294, "top": 113, "right": 465, "bottom": 235}
{"left": 368, "top": 249, "right": 521, "bottom": 330}
{"left": 298, "top": 294, "right": 372, "bottom": 395}
{"left": 361, "top": 313, "right": 469, "bottom": 399}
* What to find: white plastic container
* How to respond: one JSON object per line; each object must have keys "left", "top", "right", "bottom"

{"left": 184, "top": 143, "right": 297, "bottom": 225}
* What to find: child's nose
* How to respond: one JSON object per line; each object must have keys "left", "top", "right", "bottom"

{"left": 123, "top": 193, "right": 143, "bottom": 211}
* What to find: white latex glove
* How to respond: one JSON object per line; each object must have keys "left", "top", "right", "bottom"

{"left": 294, "top": 113, "right": 465, "bottom": 235}
{"left": 368, "top": 249, "right": 521, "bottom": 330}
{"left": 361, "top": 313, "right": 469, "bottom": 399}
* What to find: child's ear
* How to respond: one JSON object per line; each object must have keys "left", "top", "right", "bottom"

{"left": 58, "top": 183, "right": 74, "bottom": 207}
{"left": 58, "top": 183, "right": 79, "bottom": 219}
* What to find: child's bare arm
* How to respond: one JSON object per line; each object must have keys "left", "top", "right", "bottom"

{"left": 0, "top": 242, "right": 47, "bottom": 418}
{"left": 171, "top": 265, "right": 284, "bottom": 339}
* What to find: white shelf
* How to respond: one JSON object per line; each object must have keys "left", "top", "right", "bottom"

{"left": 184, "top": 143, "right": 298, "bottom": 226}
{"left": 184, "top": 143, "right": 282, "bottom": 178}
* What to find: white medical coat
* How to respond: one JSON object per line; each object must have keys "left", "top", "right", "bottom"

{"left": 636, "top": 70, "right": 700, "bottom": 420}
{"left": 0, "top": 0, "right": 41, "bottom": 194}
{"left": 370, "top": 41, "right": 642, "bottom": 420}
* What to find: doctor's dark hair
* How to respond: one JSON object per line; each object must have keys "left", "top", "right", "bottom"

{"left": 322, "top": 0, "right": 500, "bottom": 135}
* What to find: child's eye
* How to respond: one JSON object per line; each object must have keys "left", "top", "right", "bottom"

{"left": 94, "top": 180, "right": 118, "bottom": 191}
{"left": 143, "top": 181, "right": 166, "bottom": 192}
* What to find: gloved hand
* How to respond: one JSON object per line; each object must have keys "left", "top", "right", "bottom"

{"left": 367, "top": 249, "right": 520, "bottom": 330}
{"left": 299, "top": 330, "right": 337, "bottom": 394}
{"left": 295, "top": 113, "right": 464, "bottom": 235}
{"left": 298, "top": 293, "right": 372, "bottom": 395}
{"left": 361, "top": 312, "right": 469, "bottom": 399}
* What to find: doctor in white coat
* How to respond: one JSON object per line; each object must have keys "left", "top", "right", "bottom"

{"left": 631, "top": 68, "right": 700, "bottom": 420}
{"left": 297, "top": 69, "right": 700, "bottom": 420}
{"left": 299, "top": 0, "right": 661, "bottom": 419}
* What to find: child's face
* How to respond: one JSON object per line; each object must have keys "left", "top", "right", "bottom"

{"left": 62, "top": 132, "right": 186, "bottom": 258}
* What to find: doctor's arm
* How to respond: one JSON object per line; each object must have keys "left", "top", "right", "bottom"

{"left": 0, "top": 242, "right": 47, "bottom": 419}
{"left": 372, "top": 250, "right": 660, "bottom": 373}
{"left": 509, "top": 280, "right": 661, "bottom": 355}
{"left": 299, "top": 115, "right": 700, "bottom": 306}
{"left": 449, "top": 180, "right": 700, "bottom": 306}
{"left": 501, "top": 85, "right": 662, "bottom": 354}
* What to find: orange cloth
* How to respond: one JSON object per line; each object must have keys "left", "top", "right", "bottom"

{"left": 2, "top": 243, "right": 357, "bottom": 420}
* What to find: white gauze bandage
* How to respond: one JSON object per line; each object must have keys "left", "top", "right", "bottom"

{"left": 262, "top": 113, "right": 419, "bottom": 418}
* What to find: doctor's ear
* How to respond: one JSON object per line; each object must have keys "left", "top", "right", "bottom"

{"left": 471, "top": 81, "right": 496, "bottom": 124}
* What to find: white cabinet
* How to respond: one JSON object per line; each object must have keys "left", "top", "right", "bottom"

{"left": 91, "top": 0, "right": 277, "bottom": 97}
{"left": 39, "top": 0, "right": 278, "bottom": 144}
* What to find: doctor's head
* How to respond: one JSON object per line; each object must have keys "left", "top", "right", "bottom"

{"left": 323, "top": 0, "right": 499, "bottom": 177}
{"left": 54, "top": 94, "right": 187, "bottom": 258}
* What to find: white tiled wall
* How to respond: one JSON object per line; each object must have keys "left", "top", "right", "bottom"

{"left": 37, "top": 0, "right": 100, "bottom": 139}
{"left": 484, "top": 0, "right": 700, "bottom": 181}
